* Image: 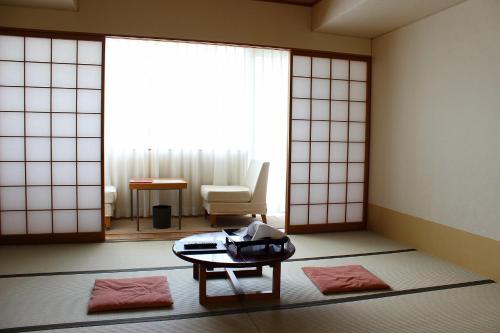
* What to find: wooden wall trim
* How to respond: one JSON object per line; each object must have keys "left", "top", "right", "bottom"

{"left": 0, "top": 26, "right": 105, "bottom": 41}
{"left": 368, "top": 204, "right": 500, "bottom": 282}
{"left": 288, "top": 222, "right": 365, "bottom": 234}
{"left": 0, "top": 26, "right": 372, "bottom": 60}
{"left": 0, "top": 232, "right": 104, "bottom": 245}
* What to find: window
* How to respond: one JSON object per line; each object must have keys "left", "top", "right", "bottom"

{"left": 105, "top": 38, "right": 289, "bottom": 216}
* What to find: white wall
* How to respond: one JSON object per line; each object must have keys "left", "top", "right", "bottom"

{"left": 370, "top": 0, "right": 500, "bottom": 240}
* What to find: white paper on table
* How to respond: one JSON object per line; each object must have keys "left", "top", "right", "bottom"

{"left": 247, "top": 221, "right": 286, "bottom": 241}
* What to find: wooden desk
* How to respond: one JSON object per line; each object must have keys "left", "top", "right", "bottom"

{"left": 129, "top": 178, "right": 188, "bottom": 231}
{"left": 173, "top": 232, "right": 295, "bottom": 305}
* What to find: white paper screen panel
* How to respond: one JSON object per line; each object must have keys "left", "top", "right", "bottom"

{"left": 1, "top": 212, "right": 26, "bottom": 235}
{"left": 28, "top": 211, "right": 52, "bottom": 234}
{"left": 26, "top": 162, "right": 51, "bottom": 185}
{"left": 0, "top": 162, "right": 25, "bottom": 185}
{"left": 52, "top": 64, "right": 76, "bottom": 88}
{"left": 309, "top": 205, "right": 327, "bottom": 224}
{"left": 292, "top": 77, "right": 310, "bottom": 99}
{"left": 311, "top": 79, "right": 329, "bottom": 99}
{"left": 53, "top": 210, "right": 77, "bottom": 233}
{"left": 26, "top": 138, "right": 51, "bottom": 161}
{"left": 78, "top": 65, "right": 101, "bottom": 89}
{"left": 331, "top": 101, "right": 348, "bottom": 121}
{"left": 311, "top": 121, "right": 329, "bottom": 141}
{"left": 53, "top": 89, "right": 76, "bottom": 112}
{"left": 53, "top": 113, "right": 76, "bottom": 136}
{"left": 0, "top": 61, "right": 24, "bottom": 86}
{"left": 26, "top": 63, "right": 51, "bottom": 87}
{"left": 290, "top": 163, "right": 309, "bottom": 183}
{"left": 26, "top": 113, "right": 50, "bottom": 136}
{"left": 52, "top": 162, "right": 76, "bottom": 185}
{"left": 292, "top": 56, "right": 311, "bottom": 77}
{"left": 26, "top": 88, "right": 51, "bottom": 112}
{"left": 288, "top": 54, "right": 369, "bottom": 228}
{"left": 0, "top": 36, "right": 24, "bottom": 60}
{"left": 26, "top": 187, "right": 52, "bottom": 210}
{"left": 312, "top": 57, "right": 329, "bottom": 78}
{"left": 292, "top": 99, "right": 310, "bottom": 119}
{"left": 78, "top": 41, "right": 102, "bottom": 65}
{"left": 52, "top": 39, "right": 76, "bottom": 63}
{"left": 291, "top": 120, "right": 309, "bottom": 141}
{"left": 310, "top": 142, "right": 329, "bottom": 162}
{"left": 311, "top": 100, "right": 329, "bottom": 120}
{"left": 26, "top": 38, "right": 51, "bottom": 62}
{"left": 0, "top": 34, "right": 103, "bottom": 237}
{"left": 0, "top": 87, "right": 24, "bottom": 111}
{"left": 328, "top": 204, "right": 345, "bottom": 223}
{"left": 0, "top": 187, "right": 25, "bottom": 210}
{"left": 310, "top": 163, "right": 328, "bottom": 183}
{"left": 0, "top": 112, "right": 24, "bottom": 136}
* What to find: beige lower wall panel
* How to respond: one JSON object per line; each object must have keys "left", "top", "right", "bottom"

{"left": 0, "top": 0, "right": 371, "bottom": 55}
{"left": 368, "top": 204, "right": 500, "bottom": 282}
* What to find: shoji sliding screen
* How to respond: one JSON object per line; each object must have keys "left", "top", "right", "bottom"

{"left": 0, "top": 30, "right": 104, "bottom": 243}
{"left": 286, "top": 51, "right": 370, "bottom": 233}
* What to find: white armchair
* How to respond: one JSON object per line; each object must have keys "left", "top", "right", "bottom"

{"left": 201, "top": 160, "right": 270, "bottom": 227}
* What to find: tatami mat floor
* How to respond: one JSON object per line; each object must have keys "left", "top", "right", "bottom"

{"left": 31, "top": 284, "right": 500, "bottom": 333}
{"left": 0, "top": 231, "right": 498, "bottom": 332}
{"left": 0, "top": 231, "right": 406, "bottom": 275}
{"left": 0, "top": 250, "right": 486, "bottom": 329}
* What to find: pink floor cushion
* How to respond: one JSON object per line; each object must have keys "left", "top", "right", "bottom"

{"left": 88, "top": 276, "right": 173, "bottom": 313}
{"left": 302, "top": 265, "right": 390, "bottom": 294}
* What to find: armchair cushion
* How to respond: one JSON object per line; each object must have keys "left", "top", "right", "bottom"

{"left": 104, "top": 186, "right": 117, "bottom": 204}
{"left": 201, "top": 185, "right": 251, "bottom": 203}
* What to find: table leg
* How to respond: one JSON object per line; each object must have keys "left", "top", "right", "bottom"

{"left": 178, "top": 189, "right": 182, "bottom": 230}
{"left": 136, "top": 189, "right": 140, "bottom": 231}
{"left": 193, "top": 263, "right": 199, "bottom": 280}
{"left": 272, "top": 263, "right": 281, "bottom": 299}
{"left": 199, "top": 265, "right": 207, "bottom": 304}
{"left": 129, "top": 188, "right": 133, "bottom": 221}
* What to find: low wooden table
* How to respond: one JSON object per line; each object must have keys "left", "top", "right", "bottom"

{"left": 173, "top": 232, "right": 295, "bottom": 305}
{"left": 129, "top": 178, "right": 188, "bottom": 231}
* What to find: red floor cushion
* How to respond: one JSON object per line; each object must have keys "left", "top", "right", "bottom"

{"left": 303, "top": 265, "right": 390, "bottom": 294}
{"left": 88, "top": 276, "right": 173, "bottom": 313}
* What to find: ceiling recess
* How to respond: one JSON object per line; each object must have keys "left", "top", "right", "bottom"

{"left": 312, "top": 0, "right": 468, "bottom": 38}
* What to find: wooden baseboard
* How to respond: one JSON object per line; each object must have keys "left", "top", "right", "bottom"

{"left": 0, "top": 232, "right": 104, "bottom": 245}
{"left": 287, "top": 222, "right": 365, "bottom": 234}
{"left": 368, "top": 204, "right": 500, "bottom": 282}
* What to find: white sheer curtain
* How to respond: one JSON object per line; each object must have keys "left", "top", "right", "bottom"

{"left": 105, "top": 38, "right": 289, "bottom": 217}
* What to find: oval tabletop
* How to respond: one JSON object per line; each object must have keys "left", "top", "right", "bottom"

{"left": 172, "top": 231, "right": 295, "bottom": 268}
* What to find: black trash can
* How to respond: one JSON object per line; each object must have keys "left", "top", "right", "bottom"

{"left": 153, "top": 205, "right": 171, "bottom": 229}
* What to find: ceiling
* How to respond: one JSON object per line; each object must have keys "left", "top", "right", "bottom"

{"left": 0, "top": 0, "right": 469, "bottom": 39}
{"left": 0, "top": 0, "right": 77, "bottom": 11}
{"left": 312, "top": 0, "right": 468, "bottom": 38}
